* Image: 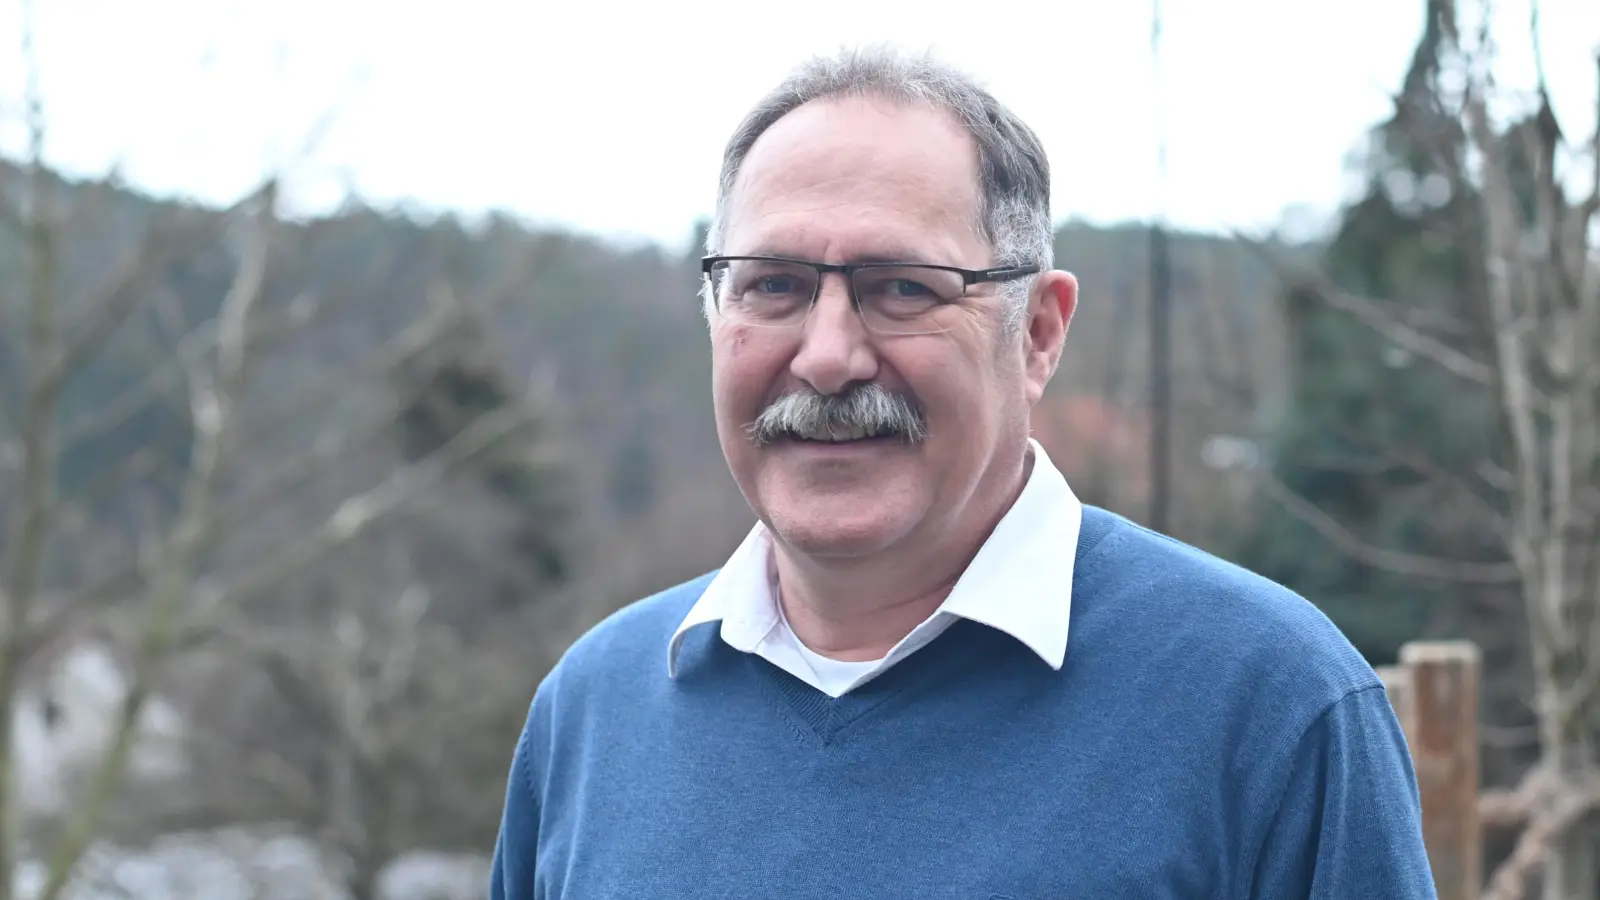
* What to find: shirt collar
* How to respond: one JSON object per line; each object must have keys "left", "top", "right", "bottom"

{"left": 665, "top": 524, "right": 783, "bottom": 674}
{"left": 667, "top": 438, "right": 1083, "bottom": 677}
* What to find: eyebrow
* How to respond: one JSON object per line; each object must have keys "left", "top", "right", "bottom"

{"left": 847, "top": 251, "right": 940, "bottom": 266}
{"left": 742, "top": 247, "right": 944, "bottom": 266}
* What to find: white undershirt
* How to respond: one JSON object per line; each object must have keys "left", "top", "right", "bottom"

{"left": 774, "top": 596, "right": 883, "bottom": 696}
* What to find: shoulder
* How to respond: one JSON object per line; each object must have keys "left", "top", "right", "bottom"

{"left": 1068, "top": 510, "right": 1426, "bottom": 891}
{"left": 1075, "top": 506, "right": 1380, "bottom": 721}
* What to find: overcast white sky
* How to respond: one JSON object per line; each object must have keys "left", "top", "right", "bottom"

{"left": 1, "top": 0, "right": 1596, "bottom": 254}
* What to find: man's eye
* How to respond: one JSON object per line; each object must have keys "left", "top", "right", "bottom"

{"left": 888, "top": 279, "right": 933, "bottom": 297}
{"left": 753, "top": 276, "right": 799, "bottom": 294}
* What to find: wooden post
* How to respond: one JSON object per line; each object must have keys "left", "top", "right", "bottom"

{"left": 1377, "top": 663, "right": 1414, "bottom": 734}
{"left": 1398, "top": 641, "right": 1482, "bottom": 900}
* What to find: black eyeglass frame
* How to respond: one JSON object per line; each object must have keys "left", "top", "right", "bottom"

{"left": 698, "top": 254, "right": 1041, "bottom": 325}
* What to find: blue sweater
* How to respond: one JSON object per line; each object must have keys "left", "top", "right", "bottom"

{"left": 491, "top": 506, "right": 1436, "bottom": 899}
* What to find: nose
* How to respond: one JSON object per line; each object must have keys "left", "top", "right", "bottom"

{"left": 788, "top": 273, "right": 879, "bottom": 396}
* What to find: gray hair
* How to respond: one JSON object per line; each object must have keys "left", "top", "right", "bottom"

{"left": 704, "top": 45, "right": 1055, "bottom": 334}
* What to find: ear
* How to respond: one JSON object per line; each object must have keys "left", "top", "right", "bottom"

{"left": 1022, "top": 270, "right": 1077, "bottom": 406}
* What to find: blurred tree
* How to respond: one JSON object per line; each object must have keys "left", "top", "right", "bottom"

{"left": 1229, "top": 0, "right": 1508, "bottom": 667}
{"left": 608, "top": 421, "right": 659, "bottom": 518}
{"left": 389, "top": 298, "right": 574, "bottom": 612}
{"left": 1224, "top": 10, "right": 1600, "bottom": 893}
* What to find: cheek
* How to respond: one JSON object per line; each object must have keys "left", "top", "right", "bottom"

{"left": 713, "top": 326, "right": 783, "bottom": 411}
{"left": 902, "top": 337, "right": 1021, "bottom": 433}
{"left": 711, "top": 325, "right": 751, "bottom": 381}
{"left": 887, "top": 350, "right": 973, "bottom": 423}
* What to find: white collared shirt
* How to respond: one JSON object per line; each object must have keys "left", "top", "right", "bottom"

{"left": 667, "top": 438, "right": 1084, "bottom": 697}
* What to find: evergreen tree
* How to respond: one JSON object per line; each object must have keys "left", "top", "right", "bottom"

{"left": 390, "top": 302, "right": 574, "bottom": 613}
{"left": 1230, "top": 0, "right": 1507, "bottom": 665}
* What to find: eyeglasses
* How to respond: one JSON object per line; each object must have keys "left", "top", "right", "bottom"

{"left": 700, "top": 255, "right": 1039, "bottom": 336}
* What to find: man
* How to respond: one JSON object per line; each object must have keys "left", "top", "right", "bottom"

{"left": 491, "top": 47, "right": 1436, "bottom": 899}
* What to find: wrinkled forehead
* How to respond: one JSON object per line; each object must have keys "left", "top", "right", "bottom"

{"left": 722, "top": 96, "right": 987, "bottom": 263}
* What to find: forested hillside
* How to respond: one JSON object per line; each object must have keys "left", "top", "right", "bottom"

{"left": 0, "top": 160, "right": 1304, "bottom": 602}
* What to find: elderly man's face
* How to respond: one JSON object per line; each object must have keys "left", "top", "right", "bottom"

{"left": 711, "top": 95, "right": 1070, "bottom": 561}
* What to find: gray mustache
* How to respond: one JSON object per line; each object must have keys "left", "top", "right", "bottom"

{"left": 747, "top": 384, "right": 929, "bottom": 446}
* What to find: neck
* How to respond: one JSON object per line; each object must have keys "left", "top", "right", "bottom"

{"left": 774, "top": 445, "right": 1034, "bottom": 662}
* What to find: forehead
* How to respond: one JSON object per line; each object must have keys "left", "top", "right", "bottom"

{"left": 723, "top": 95, "right": 985, "bottom": 264}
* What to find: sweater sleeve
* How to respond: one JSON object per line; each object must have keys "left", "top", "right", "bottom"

{"left": 490, "top": 708, "right": 542, "bottom": 900}
{"left": 1247, "top": 685, "right": 1438, "bottom": 900}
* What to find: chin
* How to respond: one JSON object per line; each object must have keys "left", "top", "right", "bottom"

{"left": 767, "top": 514, "right": 913, "bottom": 560}
{"left": 730, "top": 437, "right": 937, "bottom": 559}
{"left": 759, "top": 487, "right": 926, "bottom": 560}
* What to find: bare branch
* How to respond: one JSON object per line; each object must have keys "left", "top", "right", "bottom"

{"left": 1186, "top": 240, "right": 1266, "bottom": 413}
{"left": 1255, "top": 472, "right": 1522, "bottom": 584}
{"left": 45, "top": 447, "right": 171, "bottom": 562}
{"left": 43, "top": 210, "right": 219, "bottom": 397}
{"left": 1235, "top": 231, "right": 1499, "bottom": 388}
{"left": 1480, "top": 721, "right": 1542, "bottom": 751}
{"left": 375, "top": 585, "right": 431, "bottom": 705}
{"left": 13, "top": 277, "right": 511, "bottom": 660}
{"left": 1480, "top": 765, "right": 1551, "bottom": 830}
{"left": 0, "top": 1, "right": 63, "bottom": 884}
{"left": 56, "top": 287, "right": 321, "bottom": 454}
{"left": 173, "top": 717, "right": 325, "bottom": 826}
{"left": 1529, "top": 0, "right": 1550, "bottom": 102}
{"left": 1581, "top": 52, "right": 1600, "bottom": 227}
{"left": 191, "top": 389, "right": 550, "bottom": 627}
{"left": 33, "top": 186, "right": 278, "bottom": 900}
{"left": 1326, "top": 424, "right": 1514, "bottom": 547}
{"left": 232, "top": 257, "right": 541, "bottom": 448}
{"left": 1482, "top": 774, "right": 1600, "bottom": 900}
